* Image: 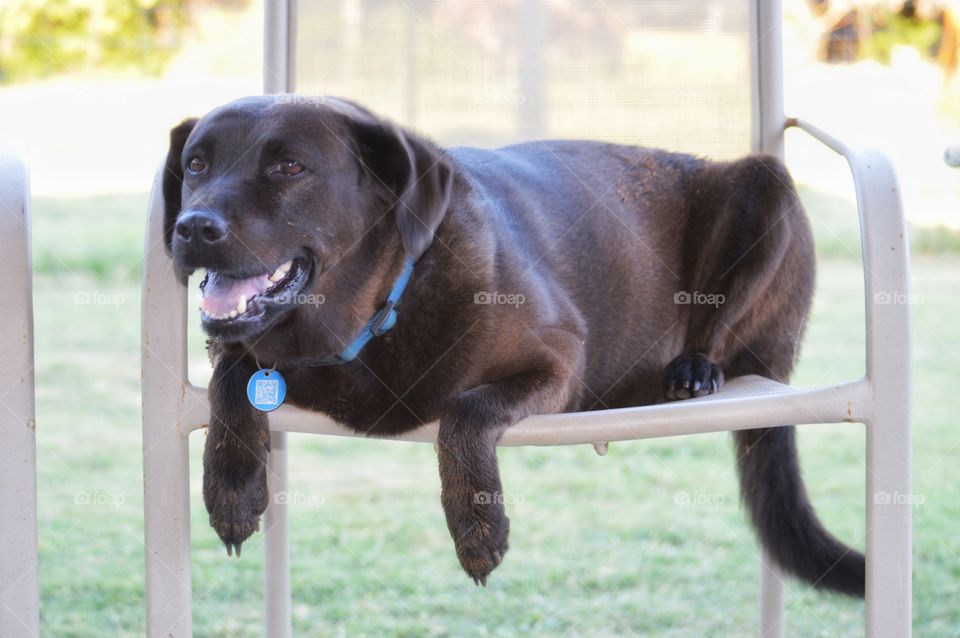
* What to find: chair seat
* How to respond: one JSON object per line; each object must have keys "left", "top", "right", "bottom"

{"left": 180, "top": 374, "right": 869, "bottom": 446}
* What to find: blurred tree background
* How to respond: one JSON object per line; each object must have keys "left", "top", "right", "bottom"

{"left": 810, "top": 0, "right": 956, "bottom": 71}
{"left": 0, "top": 0, "right": 250, "bottom": 82}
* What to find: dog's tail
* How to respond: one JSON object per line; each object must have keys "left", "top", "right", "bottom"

{"left": 734, "top": 426, "right": 865, "bottom": 597}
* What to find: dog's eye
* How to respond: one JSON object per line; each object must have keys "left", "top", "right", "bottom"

{"left": 277, "top": 160, "right": 304, "bottom": 176}
{"left": 187, "top": 157, "right": 206, "bottom": 174}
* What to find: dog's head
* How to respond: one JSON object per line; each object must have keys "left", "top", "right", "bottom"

{"left": 163, "top": 96, "right": 453, "bottom": 345}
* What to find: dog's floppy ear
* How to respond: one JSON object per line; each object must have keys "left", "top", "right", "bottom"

{"left": 162, "top": 117, "right": 198, "bottom": 256}
{"left": 353, "top": 119, "right": 453, "bottom": 260}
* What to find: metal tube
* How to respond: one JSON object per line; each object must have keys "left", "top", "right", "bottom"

{"left": 264, "top": 431, "right": 292, "bottom": 638}
{"left": 263, "top": 4, "right": 294, "bottom": 636}
{"left": 789, "top": 118, "right": 913, "bottom": 637}
{"left": 178, "top": 376, "right": 870, "bottom": 444}
{"left": 751, "top": 0, "right": 785, "bottom": 158}
{"left": 264, "top": 0, "right": 291, "bottom": 95}
{"left": 0, "top": 155, "right": 39, "bottom": 638}
{"left": 751, "top": 3, "right": 787, "bottom": 629}
{"left": 142, "top": 164, "right": 194, "bottom": 637}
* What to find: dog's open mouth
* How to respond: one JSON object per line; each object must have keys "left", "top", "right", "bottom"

{"left": 199, "top": 256, "right": 312, "bottom": 326}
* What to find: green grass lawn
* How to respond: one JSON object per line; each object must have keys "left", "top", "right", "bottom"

{"left": 28, "top": 190, "right": 960, "bottom": 636}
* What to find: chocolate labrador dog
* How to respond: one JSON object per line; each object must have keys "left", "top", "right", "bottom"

{"left": 163, "top": 95, "right": 864, "bottom": 596}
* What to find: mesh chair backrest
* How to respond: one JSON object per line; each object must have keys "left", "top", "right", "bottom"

{"left": 291, "top": 0, "right": 754, "bottom": 159}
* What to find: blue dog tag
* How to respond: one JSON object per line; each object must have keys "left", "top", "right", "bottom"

{"left": 247, "top": 368, "right": 286, "bottom": 412}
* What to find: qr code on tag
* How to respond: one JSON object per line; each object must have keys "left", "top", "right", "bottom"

{"left": 255, "top": 378, "right": 280, "bottom": 405}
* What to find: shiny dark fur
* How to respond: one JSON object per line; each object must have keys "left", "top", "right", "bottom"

{"left": 163, "top": 95, "right": 864, "bottom": 595}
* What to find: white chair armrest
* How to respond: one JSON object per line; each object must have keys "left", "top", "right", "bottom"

{"left": 786, "top": 117, "right": 911, "bottom": 391}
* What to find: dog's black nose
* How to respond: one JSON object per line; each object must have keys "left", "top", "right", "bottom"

{"left": 175, "top": 209, "right": 228, "bottom": 246}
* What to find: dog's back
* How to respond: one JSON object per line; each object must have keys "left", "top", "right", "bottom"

{"left": 444, "top": 141, "right": 811, "bottom": 410}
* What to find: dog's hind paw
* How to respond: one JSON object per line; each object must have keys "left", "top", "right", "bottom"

{"left": 663, "top": 353, "right": 724, "bottom": 400}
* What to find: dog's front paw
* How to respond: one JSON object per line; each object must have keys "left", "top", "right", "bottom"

{"left": 447, "top": 494, "right": 510, "bottom": 586}
{"left": 664, "top": 353, "right": 724, "bottom": 400}
{"left": 203, "top": 468, "right": 269, "bottom": 557}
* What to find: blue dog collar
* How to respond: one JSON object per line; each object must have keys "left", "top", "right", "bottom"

{"left": 311, "top": 257, "right": 416, "bottom": 366}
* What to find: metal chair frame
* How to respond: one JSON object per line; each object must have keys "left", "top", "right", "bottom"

{"left": 0, "top": 155, "right": 40, "bottom": 638}
{"left": 142, "top": 2, "right": 912, "bottom": 635}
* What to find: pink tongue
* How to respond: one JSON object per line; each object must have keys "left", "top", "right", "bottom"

{"left": 201, "top": 272, "right": 271, "bottom": 316}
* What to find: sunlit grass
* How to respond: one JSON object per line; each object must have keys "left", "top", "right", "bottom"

{"left": 30, "top": 187, "right": 958, "bottom": 635}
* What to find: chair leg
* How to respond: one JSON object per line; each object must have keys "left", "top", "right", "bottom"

{"left": 142, "top": 424, "right": 193, "bottom": 637}
{"left": 0, "top": 413, "right": 39, "bottom": 638}
{"left": 865, "top": 411, "right": 912, "bottom": 638}
{"left": 759, "top": 549, "right": 785, "bottom": 638}
{"left": 0, "top": 155, "right": 39, "bottom": 637}
{"left": 264, "top": 431, "right": 292, "bottom": 638}
{"left": 142, "top": 157, "right": 196, "bottom": 637}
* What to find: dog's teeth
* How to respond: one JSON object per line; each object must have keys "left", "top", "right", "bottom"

{"left": 228, "top": 310, "right": 238, "bottom": 319}
{"left": 237, "top": 294, "right": 247, "bottom": 315}
{"left": 269, "top": 260, "right": 294, "bottom": 283}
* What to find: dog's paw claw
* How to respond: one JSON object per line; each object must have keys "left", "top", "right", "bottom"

{"left": 453, "top": 512, "right": 509, "bottom": 586}
{"left": 664, "top": 353, "right": 724, "bottom": 400}
{"left": 204, "top": 470, "right": 268, "bottom": 559}
{"left": 225, "top": 542, "right": 244, "bottom": 558}
{"left": 210, "top": 512, "right": 260, "bottom": 557}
